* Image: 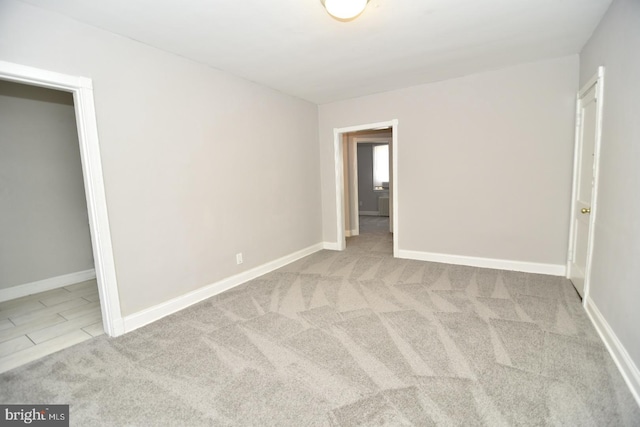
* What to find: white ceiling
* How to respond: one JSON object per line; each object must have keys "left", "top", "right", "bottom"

{"left": 20, "top": 0, "right": 612, "bottom": 104}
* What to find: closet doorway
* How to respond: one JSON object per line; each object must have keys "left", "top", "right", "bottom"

{"left": 0, "top": 61, "right": 122, "bottom": 374}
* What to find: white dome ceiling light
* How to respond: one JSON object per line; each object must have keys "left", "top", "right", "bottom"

{"left": 323, "top": 0, "right": 370, "bottom": 21}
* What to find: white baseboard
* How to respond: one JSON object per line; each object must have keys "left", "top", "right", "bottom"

{"left": 122, "top": 243, "right": 324, "bottom": 333}
{"left": 323, "top": 242, "right": 341, "bottom": 250}
{"left": 110, "top": 318, "right": 125, "bottom": 336}
{"left": 359, "top": 211, "right": 380, "bottom": 216}
{"left": 396, "top": 249, "right": 566, "bottom": 276}
{"left": 585, "top": 297, "right": 640, "bottom": 407}
{"left": 0, "top": 269, "right": 96, "bottom": 302}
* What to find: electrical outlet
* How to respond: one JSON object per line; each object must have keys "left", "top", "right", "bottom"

{"left": 236, "top": 253, "right": 243, "bottom": 265}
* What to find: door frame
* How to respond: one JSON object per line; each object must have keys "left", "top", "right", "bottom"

{"left": 566, "top": 66, "right": 605, "bottom": 305}
{"left": 0, "top": 60, "right": 124, "bottom": 336}
{"left": 333, "top": 119, "right": 398, "bottom": 256}
{"left": 348, "top": 137, "right": 392, "bottom": 236}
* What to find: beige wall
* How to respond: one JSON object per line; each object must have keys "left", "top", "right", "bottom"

{"left": 579, "top": 0, "right": 640, "bottom": 370}
{"left": 319, "top": 55, "right": 579, "bottom": 266}
{"left": 0, "top": 1, "right": 322, "bottom": 316}
{"left": 0, "top": 80, "right": 94, "bottom": 289}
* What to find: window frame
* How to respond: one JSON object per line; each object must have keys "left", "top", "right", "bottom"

{"left": 372, "top": 143, "right": 390, "bottom": 192}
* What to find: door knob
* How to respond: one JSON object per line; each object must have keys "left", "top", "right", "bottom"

{"left": 581, "top": 208, "right": 591, "bottom": 214}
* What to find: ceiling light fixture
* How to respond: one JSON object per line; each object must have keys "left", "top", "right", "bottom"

{"left": 323, "top": 0, "right": 370, "bottom": 21}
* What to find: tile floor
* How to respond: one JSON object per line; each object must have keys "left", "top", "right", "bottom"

{"left": 0, "top": 279, "right": 103, "bottom": 373}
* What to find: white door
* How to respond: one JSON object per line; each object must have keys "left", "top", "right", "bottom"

{"left": 568, "top": 70, "right": 603, "bottom": 298}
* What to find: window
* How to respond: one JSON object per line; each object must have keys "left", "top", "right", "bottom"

{"left": 373, "top": 144, "right": 389, "bottom": 190}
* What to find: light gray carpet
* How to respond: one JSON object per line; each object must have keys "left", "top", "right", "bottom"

{"left": 1, "top": 216, "right": 639, "bottom": 425}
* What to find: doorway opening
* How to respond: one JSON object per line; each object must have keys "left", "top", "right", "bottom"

{"left": 332, "top": 119, "right": 398, "bottom": 256}
{"left": 346, "top": 134, "right": 391, "bottom": 237}
{"left": 0, "top": 61, "right": 122, "bottom": 352}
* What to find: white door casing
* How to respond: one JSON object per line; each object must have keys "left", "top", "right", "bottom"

{"left": 333, "top": 120, "right": 399, "bottom": 255}
{"left": 567, "top": 67, "right": 604, "bottom": 300}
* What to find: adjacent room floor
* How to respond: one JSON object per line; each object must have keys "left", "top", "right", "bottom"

{"left": 0, "top": 279, "right": 104, "bottom": 373}
{"left": 1, "top": 218, "right": 638, "bottom": 425}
